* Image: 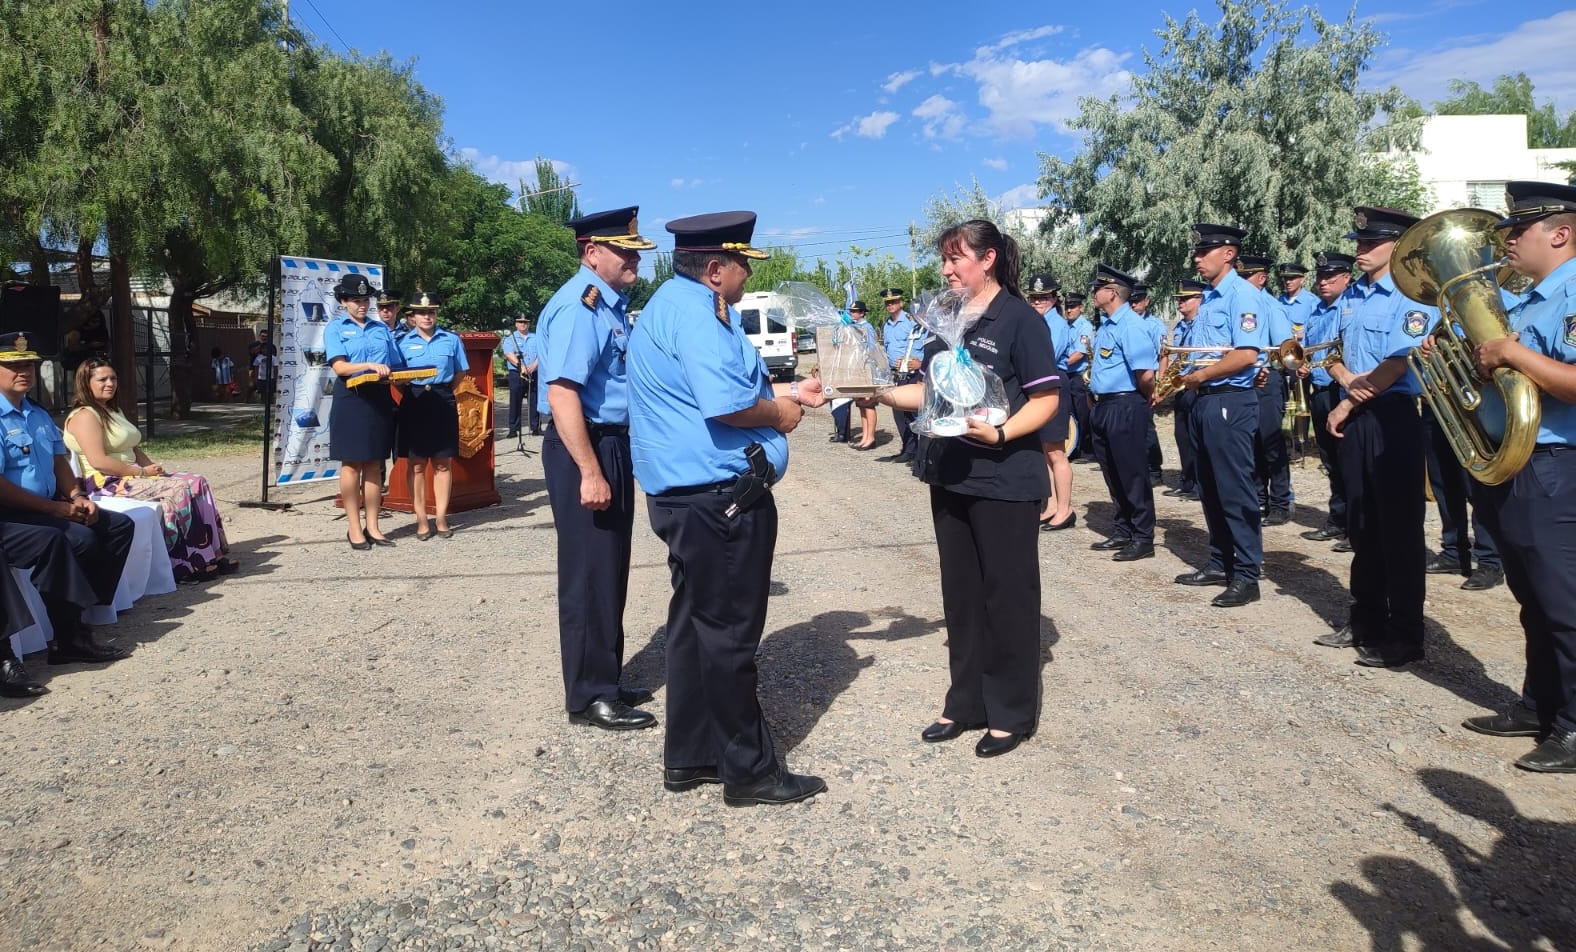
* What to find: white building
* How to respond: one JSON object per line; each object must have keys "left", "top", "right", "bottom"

{"left": 1411, "top": 114, "right": 1576, "bottom": 214}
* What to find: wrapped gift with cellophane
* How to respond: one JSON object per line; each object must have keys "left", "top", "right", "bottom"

{"left": 910, "top": 289, "right": 1009, "bottom": 438}
{"left": 775, "top": 282, "right": 893, "bottom": 397}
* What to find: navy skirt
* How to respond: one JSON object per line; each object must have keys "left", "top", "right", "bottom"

{"left": 329, "top": 376, "right": 396, "bottom": 462}
{"left": 399, "top": 386, "right": 460, "bottom": 459}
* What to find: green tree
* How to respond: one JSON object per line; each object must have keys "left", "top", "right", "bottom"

{"left": 915, "top": 180, "right": 1080, "bottom": 290}
{"left": 519, "top": 158, "right": 581, "bottom": 225}
{"left": 1434, "top": 73, "right": 1576, "bottom": 149}
{"left": 1037, "top": 0, "right": 1416, "bottom": 306}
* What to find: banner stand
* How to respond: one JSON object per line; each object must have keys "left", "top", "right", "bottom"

{"left": 240, "top": 254, "right": 291, "bottom": 511}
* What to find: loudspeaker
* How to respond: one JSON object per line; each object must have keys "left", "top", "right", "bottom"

{"left": 0, "top": 284, "right": 62, "bottom": 357}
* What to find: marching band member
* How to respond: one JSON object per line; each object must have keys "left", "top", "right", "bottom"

{"left": 395, "top": 292, "right": 468, "bottom": 541}
{"left": 1276, "top": 263, "right": 1317, "bottom": 337}
{"left": 1174, "top": 225, "right": 1269, "bottom": 607}
{"left": 1459, "top": 181, "right": 1576, "bottom": 771}
{"left": 1132, "top": 284, "right": 1166, "bottom": 486}
{"left": 1237, "top": 254, "right": 1296, "bottom": 525}
{"left": 1026, "top": 274, "right": 1076, "bottom": 530}
{"left": 326, "top": 274, "right": 403, "bottom": 550}
{"left": 1161, "top": 280, "right": 1207, "bottom": 500}
{"left": 1322, "top": 207, "right": 1436, "bottom": 667}
{"left": 1299, "top": 252, "right": 1356, "bottom": 553}
{"left": 1086, "top": 266, "right": 1158, "bottom": 561}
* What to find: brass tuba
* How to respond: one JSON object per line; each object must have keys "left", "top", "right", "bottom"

{"left": 1393, "top": 208, "right": 1540, "bottom": 486}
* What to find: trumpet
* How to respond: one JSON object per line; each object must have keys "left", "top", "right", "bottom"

{"left": 1152, "top": 345, "right": 1222, "bottom": 403}
{"left": 1301, "top": 338, "right": 1343, "bottom": 371}
{"left": 1270, "top": 338, "right": 1304, "bottom": 372}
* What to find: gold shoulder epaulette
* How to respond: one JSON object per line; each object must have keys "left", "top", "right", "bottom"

{"left": 714, "top": 293, "right": 729, "bottom": 328}
{"left": 581, "top": 285, "right": 601, "bottom": 310}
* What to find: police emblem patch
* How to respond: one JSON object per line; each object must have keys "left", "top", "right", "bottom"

{"left": 1240, "top": 313, "right": 1257, "bottom": 332}
{"left": 1404, "top": 310, "right": 1427, "bottom": 337}
{"left": 1354, "top": 211, "right": 1368, "bottom": 230}
{"left": 1564, "top": 313, "right": 1576, "bottom": 347}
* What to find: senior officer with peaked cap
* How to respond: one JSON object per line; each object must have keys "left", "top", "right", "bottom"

{"left": 1321, "top": 206, "right": 1437, "bottom": 667}
{"left": 537, "top": 206, "right": 659, "bottom": 732}
{"left": 1085, "top": 266, "right": 1159, "bottom": 560}
{"left": 0, "top": 331, "right": 135, "bottom": 665}
{"left": 1174, "top": 224, "right": 1271, "bottom": 608}
{"left": 1458, "top": 181, "right": 1576, "bottom": 771}
{"left": 629, "top": 210, "right": 830, "bottom": 806}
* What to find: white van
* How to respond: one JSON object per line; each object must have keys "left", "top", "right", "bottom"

{"left": 736, "top": 291, "right": 797, "bottom": 381}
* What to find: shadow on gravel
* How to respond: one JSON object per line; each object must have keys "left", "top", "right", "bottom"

{"left": 758, "top": 608, "right": 943, "bottom": 754}
{"left": 1262, "top": 548, "right": 1349, "bottom": 628}
{"left": 623, "top": 626, "right": 668, "bottom": 701}
{"left": 1407, "top": 619, "right": 1521, "bottom": 714}
{"left": 1333, "top": 768, "right": 1576, "bottom": 950}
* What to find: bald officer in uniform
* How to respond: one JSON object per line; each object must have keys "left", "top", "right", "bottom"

{"left": 1457, "top": 182, "right": 1576, "bottom": 771}
{"left": 537, "top": 206, "right": 658, "bottom": 731}
{"left": 1086, "top": 266, "right": 1159, "bottom": 560}
{"left": 1299, "top": 252, "right": 1356, "bottom": 549}
{"left": 630, "top": 211, "right": 829, "bottom": 806}
{"left": 1323, "top": 207, "right": 1436, "bottom": 667}
{"left": 1174, "top": 225, "right": 1271, "bottom": 608}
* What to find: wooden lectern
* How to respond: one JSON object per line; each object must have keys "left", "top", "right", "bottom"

{"left": 381, "top": 331, "right": 501, "bottom": 514}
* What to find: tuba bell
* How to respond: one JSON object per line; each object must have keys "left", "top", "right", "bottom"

{"left": 1393, "top": 208, "right": 1540, "bottom": 486}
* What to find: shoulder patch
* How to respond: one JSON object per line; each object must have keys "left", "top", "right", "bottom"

{"left": 714, "top": 293, "right": 729, "bottom": 328}
{"left": 580, "top": 285, "right": 601, "bottom": 311}
{"left": 1403, "top": 310, "right": 1427, "bottom": 337}
{"left": 1240, "top": 312, "right": 1257, "bottom": 332}
{"left": 1564, "top": 313, "right": 1576, "bottom": 347}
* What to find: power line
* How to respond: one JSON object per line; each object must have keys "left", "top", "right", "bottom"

{"left": 296, "top": 0, "right": 351, "bottom": 53}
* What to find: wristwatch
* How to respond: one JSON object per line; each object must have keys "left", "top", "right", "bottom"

{"left": 995, "top": 424, "right": 1008, "bottom": 446}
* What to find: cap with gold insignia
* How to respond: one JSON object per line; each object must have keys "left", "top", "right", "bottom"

{"left": 1235, "top": 254, "right": 1272, "bottom": 274}
{"left": 1495, "top": 181, "right": 1576, "bottom": 230}
{"left": 332, "top": 274, "right": 377, "bottom": 300}
{"left": 405, "top": 290, "right": 442, "bottom": 310}
{"left": 570, "top": 206, "right": 658, "bottom": 251}
{"left": 377, "top": 287, "right": 404, "bottom": 306}
{"left": 1191, "top": 224, "right": 1246, "bottom": 249}
{"left": 1276, "top": 263, "right": 1307, "bottom": 277}
{"left": 1314, "top": 251, "right": 1356, "bottom": 274}
{"left": 880, "top": 287, "right": 905, "bottom": 303}
{"left": 1088, "top": 264, "right": 1138, "bottom": 293}
{"left": 667, "top": 211, "right": 771, "bottom": 260}
{"left": 1176, "top": 279, "right": 1209, "bottom": 299}
{"left": 0, "top": 331, "right": 40, "bottom": 363}
{"left": 1025, "top": 273, "right": 1061, "bottom": 296}
{"left": 1344, "top": 206, "right": 1418, "bottom": 241}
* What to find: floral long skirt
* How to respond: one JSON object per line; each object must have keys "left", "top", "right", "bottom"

{"left": 84, "top": 473, "right": 230, "bottom": 581}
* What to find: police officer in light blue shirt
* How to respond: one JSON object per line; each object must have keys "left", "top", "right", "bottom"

{"left": 1298, "top": 252, "right": 1356, "bottom": 546}
{"left": 501, "top": 315, "right": 539, "bottom": 437}
{"left": 1026, "top": 274, "right": 1077, "bottom": 530}
{"left": 1461, "top": 181, "right": 1576, "bottom": 770}
{"left": 1321, "top": 206, "right": 1437, "bottom": 667}
{"left": 1162, "top": 279, "right": 1208, "bottom": 499}
{"left": 1237, "top": 254, "right": 1296, "bottom": 523}
{"left": 630, "top": 211, "right": 828, "bottom": 805}
{"left": 395, "top": 292, "right": 469, "bottom": 540}
{"left": 1086, "top": 266, "right": 1159, "bottom": 560}
{"left": 537, "top": 206, "right": 658, "bottom": 732}
{"left": 1276, "top": 264, "right": 1318, "bottom": 337}
{"left": 1059, "top": 293, "right": 1095, "bottom": 462}
{"left": 1132, "top": 284, "right": 1166, "bottom": 484}
{"left": 880, "top": 288, "right": 927, "bottom": 462}
{"left": 325, "top": 273, "right": 404, "bottom": 548}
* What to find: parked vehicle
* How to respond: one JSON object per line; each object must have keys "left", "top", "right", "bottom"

{"left": 736, "top": 291, "right": 797, "bottom": 381}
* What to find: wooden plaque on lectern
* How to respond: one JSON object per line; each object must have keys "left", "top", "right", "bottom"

{"left": 381, "top": 331, "right": 501, "bottom": 514}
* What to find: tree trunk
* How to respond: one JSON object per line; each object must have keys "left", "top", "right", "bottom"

{"left": 108, "top": 238, "right": 139, "bottom": 425}
{"left": 167, "top": 285, "right": 198, "bottom": 419}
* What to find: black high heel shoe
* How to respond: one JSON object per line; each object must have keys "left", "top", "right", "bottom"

{"left": 347, "top": 533, "right": 371, "bottom": 551}
{"left": 975, "top": 729, "right": 1034, "bottom": 758}
{"left": 920, "top": 720, "right": 986, "bottom": 742}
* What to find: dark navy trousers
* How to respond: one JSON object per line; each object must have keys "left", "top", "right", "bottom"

{"left": 893, "top": 370, "right": 919, "bottom": 454}
{"left": 648, "top": 488, "right": 780, "bottom": 785}
{"left": 1255, "top": 368, "right": 1292, "bottom": 511}
{"left": 1063, "top": 374, "right": 1091, "bottom": 460}
{"left": 1309, "top": 384, "right": 1348, "bottom": 532}
{"left": 542, "top": 426, "right": 635, "bottom": 713}
{"left": 1173, "top": 390, "right": 1199, "bottom": 492}
{"left": 506, "top": 371, "right": 539, "bottom": 434}
{"left": 1338, "top": 394, "right": 1426, "bottom": 652}
{"left": 1, "top": 510, "right": 135, "bottom": 625}
{"left": 1423, "top": 408, "right": 1500, "bottom": 573}
{"left": 1476, "top": 446, "right": 1576, "bottom": 732}
{"left": 1192, "top": 388, "right": 1262, "bottom": 582}
{"left": 1090, "top": 392, "right": 1155, "bottom": 544}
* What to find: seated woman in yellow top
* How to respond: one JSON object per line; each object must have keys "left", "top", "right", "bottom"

{"left": 63, "top": 357, "right": 239, "bottom": 584}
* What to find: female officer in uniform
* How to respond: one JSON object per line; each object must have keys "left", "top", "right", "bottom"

{"left": 325, "top": 274, "right": 403, "bottom": 550}
{"left": 396, "top": 292, "right": 469, "bottom": 540}
{"left": 870, "top": 219, "right": 1060, "bottom": 758}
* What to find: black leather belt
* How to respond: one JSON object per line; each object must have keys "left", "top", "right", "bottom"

{"left": 1199, "top": 384, "right": 1252, "bottom": 395}
{"left": 1534, "top": 443, "right": 1572, "bottom": 454}
{"left": 1092, "top": 391, "right": 1139, "bottom": 403}
{"left": 654, "top": 480, "right": 733, "bottom": 497}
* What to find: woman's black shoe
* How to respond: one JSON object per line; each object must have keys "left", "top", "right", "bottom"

{"left": 347, "top": 533, "right": 371, "bottom": 551}
{"left": 975, "top": 730, "right": 1032, "bottom": 758}
{"left": 1040, "top": 512, "right": 1077, "bottom": 532}
{"left": 920, "top": 720, "right": 986, "bottom": 742}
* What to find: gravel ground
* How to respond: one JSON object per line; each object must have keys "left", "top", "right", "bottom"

{"left": 1, "top": 402, "right": 1571, "bottom": 952}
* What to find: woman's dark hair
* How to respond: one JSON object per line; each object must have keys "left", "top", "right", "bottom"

{"left": 937, "top": 220, "right": 1022, "bottom": 299}
{"left": 70, "top": 356, "right": 117, "bottom": 430}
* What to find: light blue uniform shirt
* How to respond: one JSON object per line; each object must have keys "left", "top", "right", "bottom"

{"left": 1303, "top": 299, "right": 1344, "bottom": 387}
{"left": 396, "top": 327, "right": 469, "bottom": 385}
{"left": 1256, "top": 288, "right": 1296, "bottom": 369}
{"left": 1089, "top": 304, "right": 1159, "bottom": 394}
{"left": 1507, "top": 256, "right": 1576, "bottom": 445}
{"left": 1338, "top": 273, "right": 1438, "bottom": 398}
{"left": 536, "top": 266, "right": 630, "bottom": 424}
{"left": 502, "top": 330, "right": 536, "bottom": 372}
{"left": 1044, "top": 308, "right": 1072, "bottom": 372}
{"left": 325, "top": 315, "right": 404, "bottom": 369}
{"left": 1061, "top": 315, "right": 1095, "bottom": 372}
{"left": 629, "top": 275, "right": 788, "bottom": 494}
{"left": 1142, "top": 314, "right": 1166, "bottom": 350}
{"left": 1171, "top": 316, "right": 1196, "bottom": 346}
{"left": 0, "top": 391, "right": 65, "bottom": 498}
{"left": 1278, "top": 289, "right": 1318, "bottom": 338}
{"left": 882, "top": 311, "right": 928, "bottom": 367}
{"left": 1189, "top": 269, "right": 1269, "bottom": 387}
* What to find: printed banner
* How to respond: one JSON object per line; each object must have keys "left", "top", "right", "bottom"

{"left": 273, "top": 255, "right": 385, "bottom": 485}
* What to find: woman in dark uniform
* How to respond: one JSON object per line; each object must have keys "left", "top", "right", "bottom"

{"left": 325, "top": 275, "right": 403, "bottom": 550}
{"left": 869, "top": 219, "right": 1060, "bottom": 757}
{"left": 395, "top": 292, "right": 469, "bottom": 540}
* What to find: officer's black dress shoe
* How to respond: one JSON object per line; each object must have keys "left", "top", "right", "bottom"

{"left": 1111, "top": 542, "right": 1155, "bottom": 562}
{"left": 663, "top": 766, "right": 721, "bottom": 792}
{"left": 920, "top": 719, "right": 986, "bottom": 742}
{"left": 1090, "top": 536, "right": 1131, "bottom": 551}
{"left": 568, "top": 699, "right": 657, "bottom": 731}
{"left": 1461, "top": 567, "right": 1504, "bottom": 591}
{"left": 1263, "top": 509, "right": 1292, "bottom": 527}
{"left": 1463, "top": 706, "right": 1544, "bottom": 738}
{"left": 975, "top": 730, "right": 1033, "bottom": 758}
{"left": 828, "top": 435, "right": 848, "bottom": 443}
{"left": 1332, "top": 537, "right": 1354, "bottom": 553}
{"left": 1211, "top": 580, "right": 1260, "bottom": 608}
{"left": 1425, "top": 552, "right": 1465, "bottom": 575}
{"left": 1353, "top": 644, "right": 1424, "bottom": 668}
{"left": 1301, "top": 525, "right": 1344, "bottom": 542}
{"left": 1161, "top": 487, "right": 1188, "bottom": 498}
{"left": 722, "top": 769, "right": 826, "bottom": 807}
{"left": 1515, "top": 728, "right": 1576, "bottom": 772}
{"left": 618, "top": 686, "right": 655, "bottom": 707}
{"left": 1313, "top": 625, "right": 1354, "bottom": 648}
{"left": 1175, "top": 569, "right": 1229, "bottom": 587}
{"left": 1181, "top": 491, "right": 1202, "bottom": 502}
{"left": 0, "top": 658, "right": 47, "bottom": 697}
{"left": 48, "top": 631, "right": 129, "bottom": 665}
{"left": 504, "top": 430, "right": 519, "bottom": 438}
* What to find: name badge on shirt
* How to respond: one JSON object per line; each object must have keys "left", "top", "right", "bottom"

{"left": 1403, "top": 311, "right": 1427, "bottom": 337}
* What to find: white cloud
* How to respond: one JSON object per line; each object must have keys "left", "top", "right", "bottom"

{"left": 833, "top": 110, "right": 901, "bottom": 140}
{"left": 761, "top": 227, "right": 823, "bottom": 239}
{"left": 1372, "top": 11, "right": 1576, "bottom": 112}
{"left": 669, "top": 178, "right": 705, "bottom": 189}
{"left": 983, "top": 157, "right": 1009, "bottom": 171}
{"left": 976, "top": 25, "right": 1065, "bottom": 58}
{"left": 459, "top": 148, "right": 575, "bottom": 188}
{"left": 913, "top": 95, "right": 967, "bottom": 140}
{"left": 996, "top": 184, "right": 1041, "bottom": 211}
{"left": 883, "top": 69, "right": 922, "bottom": 94}
{"left": 944, "top": 44, "right": 1132, "bottom": 139}
{"left": 670, "top": 178, "right": 685, "bottom": 189}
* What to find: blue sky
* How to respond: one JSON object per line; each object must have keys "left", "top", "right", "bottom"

{"left": 300, "top": 0, "right": 1574, "bottom": 265}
